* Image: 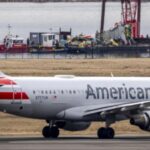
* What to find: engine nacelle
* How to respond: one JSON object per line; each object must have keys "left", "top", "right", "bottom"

{"left": 56, "top": 121, "right": 91, "bottom": 131}
{"left": 130, "top": 111, "right": 150, "bottom": 131}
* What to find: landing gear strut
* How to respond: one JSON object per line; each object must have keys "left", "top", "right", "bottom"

{"left": 42, "top": 121, "right": 60, "bottom": 138}
{"left": 97, "top": 127, "right": 115, "bottom": 139}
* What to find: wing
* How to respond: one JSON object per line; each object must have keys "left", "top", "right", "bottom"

{"left": 84, "top": 101, "right": 150, "bottom": 116}
{"left": 57, "top": 101, "right": 150, "bottom": 120}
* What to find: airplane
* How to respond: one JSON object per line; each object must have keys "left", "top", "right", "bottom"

{"left": 0, "top": 72, "right": 150, "bottom": 139}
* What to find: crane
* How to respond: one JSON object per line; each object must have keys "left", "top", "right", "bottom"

{"left": 121, "top": 0, "right": 141, "bottom": 38}
{"left": 100, "top": 0, "right": 141, "bottom": 38}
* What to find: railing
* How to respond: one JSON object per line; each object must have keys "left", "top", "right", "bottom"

{"left": 1, "top": 45, "right": 150, "bottom": 59}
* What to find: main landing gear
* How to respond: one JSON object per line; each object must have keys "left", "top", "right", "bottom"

{"left": 42, "top": 121, "right": 60, "bottom": 138}
{"left": 97, "top": 127, "right": 115, "bottom": 139}
{"left": 97, "top": 119, "right": 115, "bottom": 139}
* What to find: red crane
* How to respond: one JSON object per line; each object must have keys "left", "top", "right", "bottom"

{"left": 121, "top": 0, "right": 141, "bottom": 38}
{"left": 100, "top": 0, "right": 141, "bottom": 38}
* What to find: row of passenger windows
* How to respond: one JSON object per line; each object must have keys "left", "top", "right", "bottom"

{"left": 33, "top": 90, "right": 85, "bottom": 95}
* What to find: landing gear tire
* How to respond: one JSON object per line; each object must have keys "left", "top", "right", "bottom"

{"left": 97, "top": 127, "right": 115, "bottom": 139}
{"left": 50, "top": 126, "right": 59, "bottom": 138}
{"left": 42, "top": 126, "right": 59, "bottom": 138}
{"left": 42, "top": 126, "right": 51, "bottom": 138}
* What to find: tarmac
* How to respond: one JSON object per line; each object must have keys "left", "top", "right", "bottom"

{"left": 0, "top": 135, "right": 150, "bottom": 150}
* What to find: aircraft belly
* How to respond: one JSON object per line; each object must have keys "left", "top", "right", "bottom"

{"left": 0, "top": 103, "right": 33, "bottom": 118}
{"left": 32, "top": 102, "right": 69, "bottom": 119}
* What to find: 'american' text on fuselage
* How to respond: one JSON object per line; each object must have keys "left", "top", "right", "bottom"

{"left": 86, "top": 84, "right": 150, "bottom": 100}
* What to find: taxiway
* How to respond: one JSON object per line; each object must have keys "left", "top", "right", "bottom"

{"left": 0, "top": 135, "right": 149, "bottom": 150}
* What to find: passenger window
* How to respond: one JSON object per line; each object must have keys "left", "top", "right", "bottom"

{"left": 73, "top": 90, "right": 76, "bottom": 94}
{"left": 33, "top": 90, "right": 36, "bottom": 94}
{"left": 69, "top": 90, "right": 72, "bottom": 94}
{"left": 61, "top": 90, "right": 64, "bottom": 94}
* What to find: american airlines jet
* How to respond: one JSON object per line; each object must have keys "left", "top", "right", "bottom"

{"left": 0, "top": 72, "right": 150, "bottom": 139}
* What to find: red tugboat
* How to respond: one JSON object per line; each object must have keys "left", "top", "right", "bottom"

{"left": 0, "top": 35, "right": 28, "bottom": 53}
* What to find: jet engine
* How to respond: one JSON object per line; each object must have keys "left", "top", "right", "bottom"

{"left": 56, "top": 121, "right": 91, "bottom": 131}
{"left": 130, "top": 111, "right": 150, "bottom": 131}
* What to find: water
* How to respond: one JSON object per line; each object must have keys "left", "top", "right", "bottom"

{"left": 0, "top": 2, "right": 149, "bottom": 42}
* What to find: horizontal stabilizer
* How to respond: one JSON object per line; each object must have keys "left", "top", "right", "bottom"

{"left": 0, "top": 71, "right": 8, "bottom": 78}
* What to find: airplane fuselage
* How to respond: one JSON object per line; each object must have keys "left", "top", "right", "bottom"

{"left": 0, "top": 76, "right": 150, "bottom": 121}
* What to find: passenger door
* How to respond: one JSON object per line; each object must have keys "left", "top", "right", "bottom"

{"left": 12, "top": 85, "right": 22, "bottom": 105}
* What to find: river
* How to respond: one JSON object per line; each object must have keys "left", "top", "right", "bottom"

{"left": 0, "top": 2, "right": 149, "bottom": 41}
